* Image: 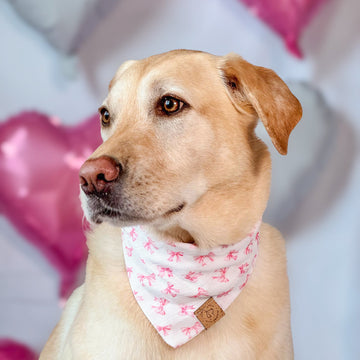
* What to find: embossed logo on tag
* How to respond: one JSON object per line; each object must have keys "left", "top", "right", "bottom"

{"left": 194, "top": 297, "right": 225, "bottom": 330}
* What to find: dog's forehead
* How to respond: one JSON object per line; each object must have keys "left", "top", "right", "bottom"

{"left": 144, "top": 51, "right": 218, "bottom": 81}
{"left": 109, "top": 51, "right": 222, "bottom": 102}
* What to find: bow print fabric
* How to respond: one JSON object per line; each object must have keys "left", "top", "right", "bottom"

{"left": 122, "top": 223, "right": 260, "bottom": 348}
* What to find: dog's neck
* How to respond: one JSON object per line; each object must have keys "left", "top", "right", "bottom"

{"left": 150, "top": 184, "right": 269, "bottom": 249}
{"left": 151, "top": 225, "right": 195, "bottom": 245}
{"left": 148, "top": 139, "right": 271, "bottom": 248}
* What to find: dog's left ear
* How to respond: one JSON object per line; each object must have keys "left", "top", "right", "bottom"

{"left": 219, "top": 53, "right": 302, "bottom": 155}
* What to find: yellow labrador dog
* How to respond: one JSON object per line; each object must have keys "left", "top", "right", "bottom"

{"left": 40, "top": 50, "right": 301, "bottom": 359}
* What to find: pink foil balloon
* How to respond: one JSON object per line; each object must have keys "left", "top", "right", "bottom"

{"left": 239, "top": 0, "right": 327, "bottom": 57}
{"left": 0, "top": 112, "right": 102, "bottom": 298}
{"left": 0, "top": 339, "right": 37, "bottom": 360}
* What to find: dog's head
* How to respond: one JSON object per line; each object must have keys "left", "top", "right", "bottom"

{"left": 80, "top": 50, "right": 301, "bottom": 246}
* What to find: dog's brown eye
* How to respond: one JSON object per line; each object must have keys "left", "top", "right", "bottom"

{"left": 161, "top": 96, "right": 183, "bottom": 115}
{"left": 100, "top": 107, "right": 111, "bottom": 126}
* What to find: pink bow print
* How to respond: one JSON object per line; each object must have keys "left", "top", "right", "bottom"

{"left": 162, "top": 282, "right": 180, "bottom": 297}
{"left": 144, "top": 237, "right": 159, "bottom": 254}
{"left": 194, "top": 252, "right": 215, "bottom": 266}
{"left": 212, "top": 267, "right": 230, "bottom": 283}
{"left": 157, "top": 325, "right": 172, "bottom": 336}
{"left": 138, "top": 273, "right": 156, "bottom": 287}
{"left": 168, "top": 251, "right": 184, "bottom": 262}
{"left": 182, "top": 322, "right": 202, "bottom": 339}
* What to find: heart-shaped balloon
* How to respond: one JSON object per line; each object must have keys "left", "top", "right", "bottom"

{"left": 0, "top": 338, "right": 37, "bottom": 360}
{"left": 0, "top": 112, "right": 102, "bottom": 298}
{"left": 239, "top": 0, "right": 327, "bottom": 57}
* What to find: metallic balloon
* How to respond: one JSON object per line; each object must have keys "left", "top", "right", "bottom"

{"left": 0, "top": 112, "right": 102, "bottom": 298}
{"left": 239, "top": 0, "right": 327, "bottom": 57}
{"left": 0, "top": 338, "right": 37, "bottom": 360}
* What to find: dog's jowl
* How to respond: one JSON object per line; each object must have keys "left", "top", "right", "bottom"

{"left": 40, "top": 50, "right": 302, "bottom": 360}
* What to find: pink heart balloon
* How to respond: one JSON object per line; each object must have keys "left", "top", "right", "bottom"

{"left": 0, "top": 112, "right": 101, "bottom": 298}
{"left": 239, "top": 0, "right": 327, "bottom": 57}
{"left": 0, "top": 338, "right": 37, "bottom": 360}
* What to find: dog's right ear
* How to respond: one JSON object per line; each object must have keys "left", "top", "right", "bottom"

{"left": 219, "top": 53, "right": 302, "bottom": 155}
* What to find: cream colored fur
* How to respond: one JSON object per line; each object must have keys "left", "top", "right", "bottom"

{"left": 40, "top": 50, "right": 302, "bottom": 360}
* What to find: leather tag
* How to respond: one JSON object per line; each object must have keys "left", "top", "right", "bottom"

{"left": 194, "top": 297, "right": 225, "bottom": 330}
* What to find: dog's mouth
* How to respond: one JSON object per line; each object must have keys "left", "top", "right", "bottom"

{"left": 91, "top": 203, "right": 147, "bottom": 225}
{"left": 93, "top": 207, "right": 132, "bottom": 224}
{"left": 89, "top": 200, "right": 186, "bottom": 225}
{"left": 164, "top": 203, "right": 185, "bottom": 216}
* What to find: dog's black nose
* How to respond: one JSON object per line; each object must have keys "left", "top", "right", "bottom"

{"left": 79, "top": 156, "right": 121, "bottom": 195}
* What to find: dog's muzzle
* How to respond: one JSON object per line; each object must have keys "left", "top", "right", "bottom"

{"left": 79, "top": 155, "right": 185, "bottom": 224}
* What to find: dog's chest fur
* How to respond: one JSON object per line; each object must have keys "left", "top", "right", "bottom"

{"left": 45, "top": 223, "right": 292, "bottom": 360}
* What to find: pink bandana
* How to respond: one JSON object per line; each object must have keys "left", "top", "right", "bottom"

{"left": 121, "top": 222, "right": 260, "bottom": 348}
